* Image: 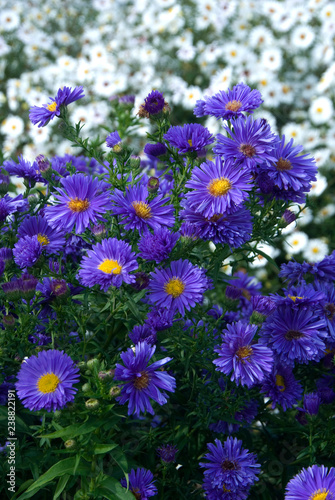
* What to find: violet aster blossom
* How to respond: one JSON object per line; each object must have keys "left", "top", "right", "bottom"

{"left": 143, "top": 90, "right": 166, "bottom": 115}
{"left": 164, "top": 123, "right": 214, "bottom": 153}
{"left": 148, "top": 258, "right": 212, "bottom": 316}
{"left": 314, "top": 281, "right": 335, "bottom": 341}
{"left": 138, "top": 226, "right": 179, "bottom": 263}
{"left": 29, "top": 85, "right": 85, "bottom": 127}
{"left": 259, "top": 135, "right": 317, "bottom": 193}
{"left": 184, "top": 156, "right": 252, "bottom": 218}
{"left": 129, "top": 325, "right": 157, "bottom": 346}
{"left": 4, "top": 156, "right": 44, "bottom": 185}
{"left": 106, "top": 130, "right": 121, "bottom": 148}
{"left": 44, "top": 173, "right": 113, "bottom": 234}
{"left": 110, "top": 184, "right": 174, "bottom": 234}
{"left": 78, "top": 238, "right": 138, "bottom": 291}
{"left": 180, "top": 202, "right": 253, "bottom": 248}
{"left": 199, "top": 437, "right": 261, "bottom": 493}
{"left": 18, "top": 215, "right": 66, "bottom": 255}
{"left": 285, "top": 465, "right": 335, "bottom": 500}
{"left": 259, "top": 305, "right": 328, "bottom": 366}
{"left": 215, "top": 116, "right": 277, "bottom": 170}
{"left": 13, "top": 235, "right": 43, "bottom": 269}
{"left": 261, "top": 364, "right": 303, "bottom": 411}
{"left": 194, "top": 83, "right": 263, "bottom": 120}
{"left": 16, "top": 350, "right": 79, "bottom": 412}
{"left": 121, "top": 468, "right": 157, "bottom": 499}
{"left": 213, "top": 321, "right": 273, "bottom": 388}
{"left": 114, "top": 341, "right": 176, "bottom": 416}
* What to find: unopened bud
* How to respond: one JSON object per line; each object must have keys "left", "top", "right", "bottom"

{"left": 64, "top": 439, "right": 76, "bottom": 449}
{"left": 109, "top": 386, "right": 121, "bottom": 398}
{"left": 81, "top": 383, "right": 91, "bottom": 393}
{"left": 87, "top": 358, "right": 99, "bottom": 370}
{"left": 147, "top": 176, "right": 159, "bottom": 193}
{"left": 85, "top": 398, "right": 99, "bottom": 410}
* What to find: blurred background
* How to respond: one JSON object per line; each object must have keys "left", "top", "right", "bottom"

{"left": 1, "top": 0, "right": 334, "bottom": 275}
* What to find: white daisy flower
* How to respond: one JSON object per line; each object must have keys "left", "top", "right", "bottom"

{"left": 309, "top": 173, "right": 327, "bottom": 196}
{"left": 291, "top": 25, "right": 315, "bottom": 49}
{"left": 309, "top": 96, "right": 333, "bottom": 124}
{"left": 283, "top": 231, "right": 309, "bottom": 255}
{"left": 303, "top": 239, "right": 329, "bottom": 262}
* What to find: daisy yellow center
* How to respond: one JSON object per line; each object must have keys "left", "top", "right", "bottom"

{"left": 188, "top": 139, "right": 193, "bottom": 147}
{"left": 276, "top": 157, "right": 292, "bottom": 171}
{"left": 236, "top": 345, "right": 253, "bottom": 360}
{"left": 133, "top": 371, "right": 150, "bottom": 390}
{"left": 312, "top": 247, "right": 320, "bottom": 253}
{"left": 37, "top": 373, "right": 60, "bottom": 394}
{"left": 239, "top": 143, "right": 256, "bottom": 158}
{"left": 68, "top": 197, "right": 90, "bottom": 212}
{"left": 275, "top": 374, "right": 286, "bottom": 392}
{"left": 208, "top": 177, "right": 232, "bottom": 197}
{"left": 47, "top": 101, "right": 57, "bottom": 112}
{"left": 164, "top": 277, "right": 185, "bottom": 298}
{"left": 98, "top": 259, "right": 122, "bottom": 274}
{"left": 225, "top": 99, "right": 242, "bottom": 112}
{"left": 132, "top": 201, "right": 152, "bottom": 219}
{"left": 287, "top": 295, "right": 303, "bottom": 302}
{"left": 310, "top": 490, "right": 329, "bottom": 500}
{"left": 37, "top": 233, "right": 50, "bottom": 246}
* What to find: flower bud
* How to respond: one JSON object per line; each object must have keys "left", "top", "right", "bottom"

{"left": 64, "top": 439, "right": 76, "bottom": 449}
{"left": 81, "top": 383, "right": 91, "bottom": 393}
{"left": 2, "top": 315, "right": 15, "bottom": 328}
{"left": 87, "top": 358, "right": 99, "bottom": 370}
{"left": 147, "top": 176, "right": 159, "bottom": 193}
{"left": 109, "top": 386, "right": 121, "bottom": 398}
{"left": 85, "top": 398, "right": 99, "bottom": 410}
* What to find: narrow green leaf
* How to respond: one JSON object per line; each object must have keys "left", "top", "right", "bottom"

{"left": 53, "top": 474, "right": 70, "bottom": 500}
{"left": 94, "top": 443, "right": 118, "bottom": 455}
{"left": 95, "top": 476, "right": 134, "bottom": 500}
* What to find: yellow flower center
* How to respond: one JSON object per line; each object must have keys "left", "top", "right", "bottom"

{"left": 310, "top": 490, "right": 329, "bottom": 500}
{"left": 208, "top": 177, "right": 232, "bottom": 197}
{"left": 133, "top": 371, "right": 150, "bottom": 390}
{"left": 132, "top": 201, "right": 152, "bottom": 219}
{"left": 236, "top": 345, "right": 253, "bottom": 361}
{"left": 188, "top": 139, "right": 193, "bottom": 147}
{"left": 312, "top": 247, "right": 320, "bottom": 254}
{"left": 68, "top": 197, "right": 90, "bottom": 212}
{"left": 276, "top": 157, "right": 292, "bottom": 171}
{"left": 164, "top": 277, "right": 185, "bottom": 298}
{"left": 37, "top": 373, "right": 60, "bottom": 394}
{"left": 222, "top": 484, "right": 231, "bottom": 493}
{"left": 275, "top": 374, "right": 286, "bottom": 392}
{"left": 225, "top": 99, "right": 242, "bottom": 112}
{"left": 287, "top": 295, "right": 303, "bottom": 302}
{"left": 98, "top": 259, "right": 122, "bottom": 274}
{"left": 37, "top": 233, "right": 50, "bottom": 246}
{"left": 47, "top": 101, "right": 57, "bottom": 112}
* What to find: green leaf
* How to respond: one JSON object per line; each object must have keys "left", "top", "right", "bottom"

{"left": 53, "top": 474, "right": 70, "bottom": 500}
{"left": 40, "top": 417, "right": 107, "bottom": 439}
{"left": 95, "top": 477, "right": 134, "bottom": 500}
{"left": 110, "top": 447, "right": 128, "bottom": 475}
{"left": 94, "top": 443, "right": 118, "bottom": 455}
{"left": 17, "top": 457, "right": 90, "bottom": 500}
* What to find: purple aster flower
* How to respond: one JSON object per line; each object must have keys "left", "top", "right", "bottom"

{"left": 194, "top": 83, "right": 263, "bottom": 120}
{"left": 214, "top": 321, "right": 273, "bottom": 388}
{"left": 4, "top": 156, "right": 44, "bottom": 185}
{"left": 106, "top": 130, "right": 121, "bottom": 148}
{"left": 18, "top": 215, "right": 66, "bottom": 255}
{"left": 164, "top": 123, "right": 214, "bottom": 153}
{"left": 44, "top": 174, "right": 113, "bottom": 234}
{"left": 259, "top": 136, "right": 317, "bottom": 194}
{"left": 143, "top": 90, "right": 166, "bottom": 115}
{"left": 303, "top": 392, "right": 321, "bottom": 415}
{"left": 35, "top": 154, "right": 50, "bottom": 174}
{"left": 114, "top": 341, "right": 176, "bottom": 416}
{"left": 13, "top": 235, "right": 43, "bottom": 269}
{"left": 278, "top": 260, "right": 312, "bottom": 286}
{"left": 138, "top": 227, "right": 179, "bottom": 263}
{"left": 180, "top": 202, "right": 252, "bottom": 248}
{"left": 78, "top": 238, "right": 138, "bottom": 291}
{"left": 157, "top": 444, "right": 178, "bottom": 463}
{"left": 0, "top": 194, "right": 29, "bottom": 222}
{"left": 261, "top": 364, "right": 303, "bottom": 411}
{"left": 285, "top": 465, "right": 335, "bottom": 500}
{"left": 16, "top": 350, "right": 79, "bottom": 412}
{"left": 131, "top": 272, "right": 150, "bottom": 291}
{"left": 214, "top": 116, "right": 276, "bottom": 170}
{"left": 202, "top": 475, "right": 251, "bottom": 500}
{"left": 29, "top": 85, "right": 85, "bottom": 127}
{"left": 129, "top": 325, "right": 157, "bottom": 346}
{"left": 144, "top": 142, "right": 167, "bottom": 158}
{"left": 272, "top": 281, "right": 326, "bottom": 310}
{"left": 199, "top": 437, "right": 261, "bottom": 493}
{"left": 120, "top": 468, "right": 157, "bottom": 499}
{"left": 251, "top": 295, "right": 276, "bottom": 316}
{"left": 259, "top": 305, "right": 328, "bottom": 366}
{"left": 148, "top": 258, "right": 212, "bottom": 316}
{"left": 314, "top": 281, "right": 335, "bottom": 340}
{"left": 118, "top": 94, "right": 135, "bottom": 106}
{"left": 111, "top": 184, "right": 174, "bottom": 234}
{"left": 310, "top": 253, "right": 335, "bottom": 282}
{"left": 317, "top": 386, "right": 335, "bottom": 405}
{"left": 144, "top": 307, "right": 175, "bottom": 332}
{"left": 184, "top": 156, "right": 252, "bottom": 217}
{"left": 224, "top": 272, "right": 262, "bottom": 301}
